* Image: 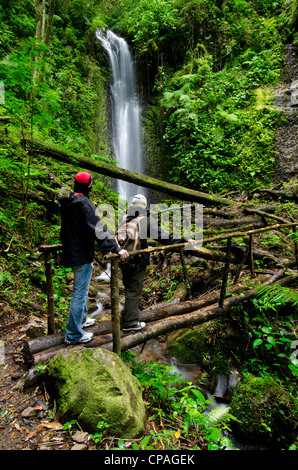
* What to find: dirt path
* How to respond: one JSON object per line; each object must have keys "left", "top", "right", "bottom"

{"left": 0, "top": 303, "right": 93, "bottom": 451}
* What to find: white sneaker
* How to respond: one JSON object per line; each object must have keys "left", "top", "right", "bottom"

{"left": 78, "top": 332, "right": 93, "bottom": 343}
{"left": 64, "top": 331, "right": 93, "bottom": 345}
{"left": 122, "top": 322, "right": 146, "bottom": 331}
{"left": 82, "top": 317, "right": 96, "bottom": 328}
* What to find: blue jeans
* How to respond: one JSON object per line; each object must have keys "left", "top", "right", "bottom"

{"left": 65, "top": 262, "right": 94, "bottom": 343}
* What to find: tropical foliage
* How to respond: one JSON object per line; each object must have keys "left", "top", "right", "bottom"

{"left": 0, "top": 0, "right": 297, "bottom": 451}
{"left": 1, "top": 0, "right": 297, "bottom": 193}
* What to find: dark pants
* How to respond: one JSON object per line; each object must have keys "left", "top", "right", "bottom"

{"left": 121, "top": 263, "right": 146, "bottom": 328}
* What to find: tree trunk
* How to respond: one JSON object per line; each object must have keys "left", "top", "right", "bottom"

{"left": 45, "top": 0, "right": 56, "bottom": 46}
{"left": 139, "top": 273, "right": 271, "bottom": 322}
{"left": 250, "top": 188, "right": 298, "bottom": 203}
{"left": 33, "top": 0, "right": 56, "bottom": 82}
{"left": 24, "top": 137, "right": 233, "bottom": 206}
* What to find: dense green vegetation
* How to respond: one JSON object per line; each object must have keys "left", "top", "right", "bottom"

{"left": 0, "top": 0, "right": 297, "bottom": 451}
{"left": 99, "top": 0, "right": 297, "bottom": 191}
{"left": 1, "top": 0, "right": 297, "bottom": 196}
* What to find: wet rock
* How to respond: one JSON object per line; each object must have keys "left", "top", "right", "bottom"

{"left": 290, "top": 79, "right": 298, "bottom": 106}
{"left": 71, "top": 443, "right": 87, "bottom": 450}
{"left": 25, "top": 315, "right": 47, "bottom": 339}
{"left": 46, "top": 346, "right": 146, "bottom": 438}
{"left": 274, "top": 46, "right": 298, "bottom": 183}
{"left": 230, "top": 376, "right": 298, "bottom": 447}
{"left": 72, "top": 431, "right": 89, "bottom": 444}
{"left": 21, "top": 406, "right": 36, "bottom": 418}
{"left": 214, "top": 369, "right": 241, "bottom": 402}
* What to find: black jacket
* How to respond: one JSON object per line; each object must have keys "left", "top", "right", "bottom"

{"left": 59, "top": 192, "right": 120, "bottom": 267}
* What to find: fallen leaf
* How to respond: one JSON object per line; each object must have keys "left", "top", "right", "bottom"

{"left": 3, "top": 394, "right": 12, "bottom": 400}
{"left": 25, "top": 431, "right": 36, "bottom": 441}
{"left": 14, "top": 423, "right": 25, "bottom": 433}
{"left": 10, "top": 433, "right": 18, "bottom": 439}
{"left": 40, "top": 421, "right": 63, "bottom": 430}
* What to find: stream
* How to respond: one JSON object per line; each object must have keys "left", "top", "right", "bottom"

{"left": 90, "top": 266, "right": 270, "bottom": 451}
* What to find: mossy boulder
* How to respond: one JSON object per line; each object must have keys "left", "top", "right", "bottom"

{"left": 46, "top": 346, "right": 146, "bottom": 439}
{"left": 167, "top": 324, "right": 212, "bottom": 363}
{"left": 230, "top": 376, "right": 298, "bottom": 447}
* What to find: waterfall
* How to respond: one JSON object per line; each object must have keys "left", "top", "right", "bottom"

{"left": 96, "top": 29, "right": 145, "bottom": 204}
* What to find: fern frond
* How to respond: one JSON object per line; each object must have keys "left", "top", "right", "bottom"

{"left": 255, "top": 284, "right": 298, "bottom": 309}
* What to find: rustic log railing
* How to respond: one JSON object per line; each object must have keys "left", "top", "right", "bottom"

{"left": 38, "top": 221, "right": 297, "bottom": 356}
{"left": 38, "top": 244, "right": 60, "bottom": 335}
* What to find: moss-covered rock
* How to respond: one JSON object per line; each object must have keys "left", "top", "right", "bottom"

{"left": 46, "top": 346, "right": 146, "bottom": 438}
{"left": 167, "top": 324, "right": 211, "bottom": 363}
{"left": 230, "top": 376, "right": 298, "bottom": 447}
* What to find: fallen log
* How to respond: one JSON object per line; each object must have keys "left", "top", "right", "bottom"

{"left": 242, "top": 207, "right": 292, "bottom": 225}
{"left": 250, "top": 188, "right": 298, "bottom": 203}
{"left": 22, "top": 320, "right": 112, "bottom": 364}
{"left": 203, "top": 215, "right": 265, "bottom": 231}
{"left": 23, "top": 272, "right": 293, "bottom": 366}
{"left": 31, "top": 333, "right": 114, "bottom": 365}
{"left": 102, "top": 271, "right": 297, "bottom": 352}
{"left": 139, "top": 273, "right": 271, "bottom": 322}
{"left": 24, "top": 136, "right": 233, "bottom": 207}
{"left": 23, "top": 273, "right": 270, "bottom": 364}
{"left": 219, "top": 244, "right": 294, "bottom": 268}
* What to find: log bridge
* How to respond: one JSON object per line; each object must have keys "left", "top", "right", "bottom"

{"left": 23, "top": 222, "right": 298, "bottom": 368}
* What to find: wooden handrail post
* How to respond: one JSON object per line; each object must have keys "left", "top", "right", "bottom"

{"left": 111, "top": 257, "right": 121, "bottom": 356}
{"left": 293, "top": 226, "right": 298, "bottom": 268}
{"left": 39, "top": 245, "right": 62, "bottom": 335}
{"left": 249, "top": 234, "right": 255, "bottom": 278}
{"left": 179, "top": 248, "right": 192, "bottom": 300}
{"left": 219, "top": 238, "right": 232, "bottom": 308}
{"left": 44, "top": 251, "right": 55, "bottom": 335}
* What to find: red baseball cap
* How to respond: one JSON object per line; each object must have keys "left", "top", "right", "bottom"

{"left": 75, "top": 172, "right": 93, "bottom": 187}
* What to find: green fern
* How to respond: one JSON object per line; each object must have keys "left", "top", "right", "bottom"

{"left": 254, "top": 284, "right": 298, "bottom": 312}
{"left": 0, "top": 270, "right": 14, "bottom": 287}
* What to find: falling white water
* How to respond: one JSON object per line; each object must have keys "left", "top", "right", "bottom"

{"left": 96, "top": 29, "right": 145, "bottom": 204}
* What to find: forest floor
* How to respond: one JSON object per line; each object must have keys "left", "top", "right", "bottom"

{"left": 0, "top": 257, "right": 186, "bottom": 451}
{"left": 0, "top": 301, "right": 88, "bottom": 451}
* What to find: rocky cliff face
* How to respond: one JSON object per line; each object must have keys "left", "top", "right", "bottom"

{"left": 274, "top": 44, "right": 298, "bottom": 184}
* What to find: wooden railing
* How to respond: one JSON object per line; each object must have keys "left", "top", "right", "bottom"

{"left": 38, "top": 221, "right": 297, "bottom": 356}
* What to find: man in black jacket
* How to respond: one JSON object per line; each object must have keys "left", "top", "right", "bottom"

{"left": 59, "top": 171, "right": 128, "bottom": 344}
